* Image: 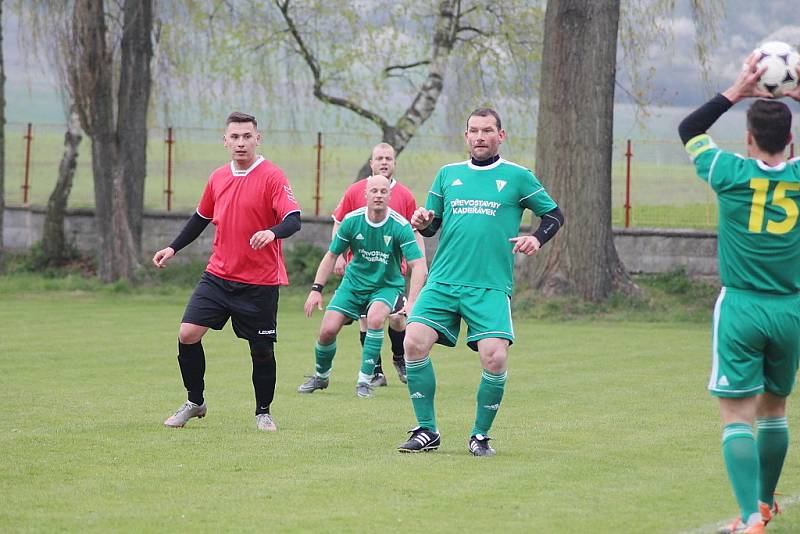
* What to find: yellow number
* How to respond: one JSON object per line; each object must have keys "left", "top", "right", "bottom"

{"left": 767, "top": 182, "right": 800, "bottom": 234}
{"left": 748, "top": 179, "right": 800, "bottom": 234}
{"left": 748, "top": 179, "right": 768, "bottom": 233}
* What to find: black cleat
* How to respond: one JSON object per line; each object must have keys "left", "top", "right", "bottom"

{"left": 468, "top": 434, "right": 496, "bottom": 457}
{"left": 398, "top": 426, "right": 440, "bottom": 453}
{"left": 392, "top": 358, "right": 407, "bottom": 384}
{"left": 370, "top": 372, "right": 388, "bottom": 387}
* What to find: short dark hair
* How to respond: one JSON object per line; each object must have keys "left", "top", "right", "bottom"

{"left": 746, "top": 100, "right": 792, "bottom": 155}
{"left": 226, "top": 111, "right": 257, "bottom": 129}
{"left": 467, "top": 108, "right": 502, "bottom": 130}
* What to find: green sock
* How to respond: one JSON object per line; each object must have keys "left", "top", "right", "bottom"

{"left": 722, "top": 423, "right": 759, "bottom": 522}
{"left": 360, "top": 329, "right": 384, "bottom": 377}
{"left": 471, "top": 369, "right": 507, "bottom": 437}
{"left": 406, "top": 356, "right": 436, "bottom": 431}
{"left": 314, "top": 340, "right": 336, "bottom": 378}
{"left": 757, "top": 416, "right": 789, "bottom": 506}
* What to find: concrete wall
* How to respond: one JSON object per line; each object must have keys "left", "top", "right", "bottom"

{"left": 2, "top": 205, "right": 718, "bottom": 277}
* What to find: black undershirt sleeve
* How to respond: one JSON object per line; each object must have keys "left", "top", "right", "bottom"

{"left": 678, "top": 93, "right": 733, "bottom": 145}
{"left": 419, "top": 217, "right": 442, "bottom": 237}
{"left": 169, "top": 212, "right": 211, "bottom": 253}
{"left": 269, "top": 212, "right": 301, "bottom": 239}
{"left": 532, "top": 206, "right": 564, "bottom": 246}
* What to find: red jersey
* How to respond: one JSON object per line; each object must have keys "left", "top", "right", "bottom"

{"left": 332, "top": 178, "right": 418, "bottom": 272}
{"left": 197, "top": 156, "right": 301, "bottom": 285}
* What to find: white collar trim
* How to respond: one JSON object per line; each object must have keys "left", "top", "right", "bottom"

{"left": 755, "top": 159, "right": 786, "bottom": 172}
{"left": 364, "top": 209, "right": 390, "bottom": 228}
{"left": 230, "top": 156, "right": 264, "bottom": 176}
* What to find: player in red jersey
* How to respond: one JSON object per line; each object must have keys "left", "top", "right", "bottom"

{"left": 330, "top": 143, "right": 425, "bottom": 386}
{"left": 153, "top": 112, "right": 301, "bottom": 432}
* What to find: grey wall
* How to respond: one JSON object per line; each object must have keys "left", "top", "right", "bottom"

{"left": 2, "top": 205, "right": 718, "bottom": 278}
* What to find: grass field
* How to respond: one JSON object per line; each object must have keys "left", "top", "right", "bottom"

{"left": 2, "top": 276, "right": 800, "bottom": 533}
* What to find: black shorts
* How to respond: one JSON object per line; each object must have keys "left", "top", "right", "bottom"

{"left": 182, "top": 272, "right": 279, "bottom": 342}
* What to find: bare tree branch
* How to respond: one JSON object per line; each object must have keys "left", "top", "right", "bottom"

{"left": 275, "top": 0, "right": 390, "bottom": 131}
{"left": 384, "top": 60, "right": 431, "bottom": 75}
{"left": 456, "top": 25, "right": 487, "bottom": 38}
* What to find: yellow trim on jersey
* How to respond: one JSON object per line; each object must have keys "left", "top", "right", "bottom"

{"left": 685, "top": 134, "right": 717, "bottom": 161}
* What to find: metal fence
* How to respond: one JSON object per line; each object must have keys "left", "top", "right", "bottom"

{"left": 6, "top": 120, "right": 787, "bottom": 230}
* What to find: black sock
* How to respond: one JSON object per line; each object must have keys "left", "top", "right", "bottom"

{"left": 389, "top": 327, "right": 405, "bottom": 360}
{"left": 250, "top": 342, "right": 276, "bottom": 415}
{"left": 178, "top": 341, "right": 205, "bottom": 405}
{"left": 359, "top": 330, "right": 366, "bottom": 347}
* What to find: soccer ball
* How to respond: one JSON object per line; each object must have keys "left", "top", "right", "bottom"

{"left": 754, "top": 41, "right": 800, "bottom": 97}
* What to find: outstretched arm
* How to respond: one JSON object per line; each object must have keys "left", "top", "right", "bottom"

{"left": 678, "top": 52, "right": 770, "bottom": 144}
{"left": 152, "top": 212, "right": 211, "bottom": 268}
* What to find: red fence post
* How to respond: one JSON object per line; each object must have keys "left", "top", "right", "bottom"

{"left": 165, "top": 127, "right": 174, "bottom": 211}
{"left": 22, "top": 123, "right": 33, "bottom": 204}
{"left": 314, "top": 131, "right": 323, "bottom": 216}
{"left": 624, "top": 139, "right": 633, "bottom": 228}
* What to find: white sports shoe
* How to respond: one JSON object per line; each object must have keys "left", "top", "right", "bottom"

{"left": 255, "top": 413, "right": 277, "bottom": 431}
{"left": 164, "top": 401, "right": 207, "bottom": 428}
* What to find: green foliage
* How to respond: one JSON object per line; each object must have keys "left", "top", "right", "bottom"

{"left": 135, "top": 259, "right": 208, "bottom": 290}
{"left": 157, "top": 1, "right": 544, "bottom": 133}
{"left": 283, "top": 241, "right": 340, "bottom": 287}
{"left": 4, "top": 240, "right": 94, "bottom": 277}
{"left": 514, "top": 269, "right": 718, "bottom": 322}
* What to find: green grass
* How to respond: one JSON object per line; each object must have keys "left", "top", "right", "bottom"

{"left": 2, "top": 276, "right": 800, "bottom": 532}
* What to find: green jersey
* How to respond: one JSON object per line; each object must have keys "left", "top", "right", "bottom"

{"left": 424, "top": 158, "right": 557, "bottom": 295}
{"left": 686, "top": 134, "right": 800, "bottom": 294}
{"left": 330, "top": 207, "right": 422, "bottom": 291}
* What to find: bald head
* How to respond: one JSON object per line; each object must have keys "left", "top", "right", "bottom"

{"left": 366, "top": 174, "right": 391, "bottom": 190}
{"left": 365, "top": 174, "right": 391, "bottom": 218}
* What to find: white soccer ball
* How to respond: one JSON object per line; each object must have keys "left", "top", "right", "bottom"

{"left": 754, "top": 41, "right": 800, "bottom": 97}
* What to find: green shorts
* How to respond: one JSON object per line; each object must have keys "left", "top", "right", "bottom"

{"left": 408, "top": 281, "right": 514, "bottom": 351}
{"left": 709, "top": 287, "right": 800, "bottom": 398}
{"left": 327, "top": 280, "right": 403, "bottom": 321}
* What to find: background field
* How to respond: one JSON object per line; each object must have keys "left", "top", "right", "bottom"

{"left": 4, "top": 122, "right": 734, "bottom": 230}
{"left": 2, "top": 278, "right": 800, "bottom": 533}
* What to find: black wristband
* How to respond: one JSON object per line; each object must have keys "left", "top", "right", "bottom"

{"left": 311, "top": 283, "right": 324, "bottom": 293}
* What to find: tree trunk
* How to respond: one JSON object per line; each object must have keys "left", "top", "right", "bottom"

{"left": 0, "top": 0, "right": 5, "bottom": 273}
{"left": 42, "top": 111, "right": 82, "bottom": 265}
{"left": 70, "top": 0, "right": 150, "bottom": 282}
{"left": 117, "top": 0, "right": 153, "bottom": 253}
{"left": 71, "top": 0, "right": 119, "bottom": 282}
{"left": 530, "top": 0, "right": 636, "bottom": 300}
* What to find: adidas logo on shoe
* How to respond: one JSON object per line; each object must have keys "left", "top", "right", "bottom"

{"left": 398, "top": 426, "right": 441, "bottom": 453}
